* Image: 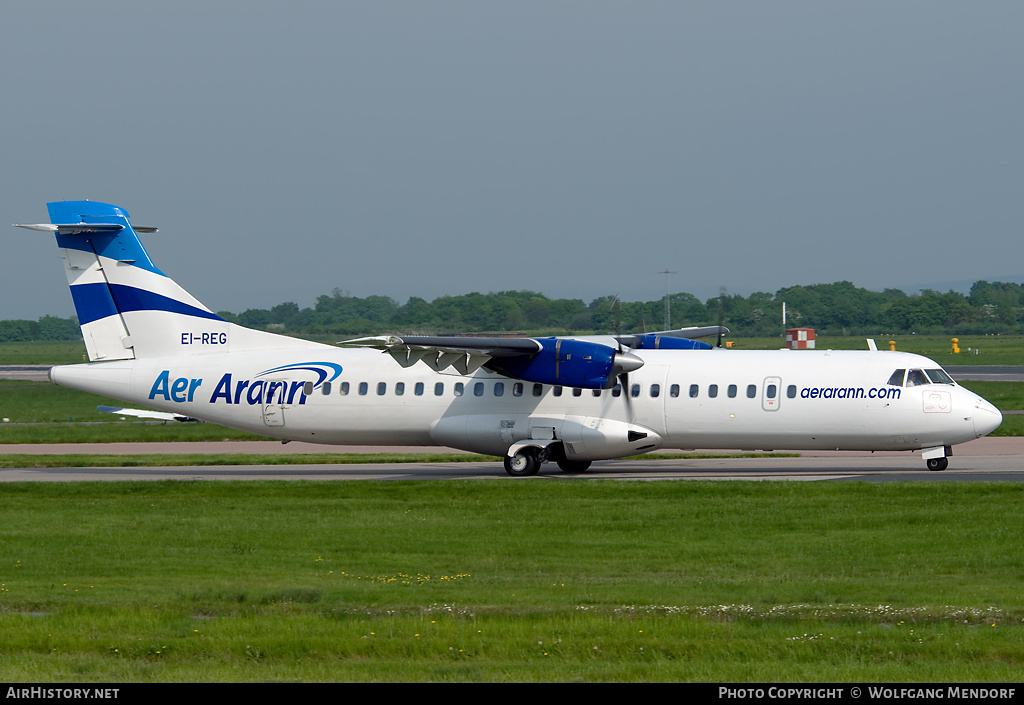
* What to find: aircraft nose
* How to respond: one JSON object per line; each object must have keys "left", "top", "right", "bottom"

{"left": 973, "top": 397, "right": 1002, "bottom": 438}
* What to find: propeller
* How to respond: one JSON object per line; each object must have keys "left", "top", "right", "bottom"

{"left": 609, "top": 295, "right": 640, "bottom": 419}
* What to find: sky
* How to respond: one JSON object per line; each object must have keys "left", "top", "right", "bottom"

{"left": 3, "top": 1, "right": 1023, "bottom": 321}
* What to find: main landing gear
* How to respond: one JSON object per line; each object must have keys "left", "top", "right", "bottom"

{"left": 503, "top": 444, "right": 592, "bottom": 477}
{"left": 926, "top": 457, "right": 948, "bottom": 472}
{"left": 503, "top": 449, "right": 541, "bottom": 477}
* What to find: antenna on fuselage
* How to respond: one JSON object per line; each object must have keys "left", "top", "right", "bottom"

{"left": 716, "top": 287, "right": 726, "bottom": 348}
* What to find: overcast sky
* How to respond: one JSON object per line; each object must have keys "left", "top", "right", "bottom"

{"left": 3, "top": 1, "right": 1022, "bottom": 321}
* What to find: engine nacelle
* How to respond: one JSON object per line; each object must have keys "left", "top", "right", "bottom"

{"left": 485, "top": 338, "right": 643, "bottom": 389}
{"left": 558, "top": 415, "right": 662, "bottom": 460}
{"left": 429, "top": 413, "right": 662, "bottom": 460}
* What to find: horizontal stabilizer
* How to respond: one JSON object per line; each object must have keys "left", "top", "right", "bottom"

{"left": 98, "top": 405, "right": 200, "bottom": 423}
{"left": 14, "top": 223, "right": 124, "bottom": 235}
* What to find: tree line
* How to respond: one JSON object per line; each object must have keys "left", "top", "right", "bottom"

{"left": 3, "top": 280, "right": 1024, "bottom": 342}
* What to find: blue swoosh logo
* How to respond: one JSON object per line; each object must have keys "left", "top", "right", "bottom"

{"left": 256, "top": 362, "right": 343, "bottom": 389}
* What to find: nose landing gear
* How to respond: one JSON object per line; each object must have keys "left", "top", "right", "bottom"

{"left": 922, "top": 445, "right": 952, "bottom": 472}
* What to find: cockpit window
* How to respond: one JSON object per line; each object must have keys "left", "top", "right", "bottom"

{"left": 906, "top": 369, "right": 930, "bottom": 387}
{"left": 887, "top": 369, "right": 906, "bottom": 387}
{"left": 925, "top": 368, "right": 955, "bottom": 385}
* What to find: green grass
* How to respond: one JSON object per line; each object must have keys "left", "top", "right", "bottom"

{"left": 0, "top": 380, "right": 266, "bottom": 443}
{"left": 0, "top": 422, "right": 265, "bottom": 444}
{"left": 727, "top": 334, "right": 1024, "bottom": 366}
{"left": 959, "top": 381, "right": 1024, "bottom": 410}
{"left": 0, "top": 340, "right": 88, "bottom": 365}
{"left": 0, "top": 481, "right": 1022, "bottom": 681}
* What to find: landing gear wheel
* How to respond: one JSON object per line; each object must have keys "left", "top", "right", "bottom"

{"left": 557, "top": 458, "right": 591, "bottom": 474}
{"left": 504, "top": 449, "right": 541, "bottom": 477}
{"left": 926, "top": 457, "right": 948, "bottom": 472}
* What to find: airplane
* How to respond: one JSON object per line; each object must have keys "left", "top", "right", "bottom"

{"left": 14, "top": 201, "right": 1002, "bottom": 476}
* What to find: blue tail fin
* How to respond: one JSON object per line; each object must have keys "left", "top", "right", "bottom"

{"left": 17, "top": 201, "right": 319, "bottom": 360}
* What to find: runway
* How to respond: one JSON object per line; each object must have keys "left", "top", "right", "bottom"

{"left": 2, "top": 437, "right": 1023, "bottom": 482}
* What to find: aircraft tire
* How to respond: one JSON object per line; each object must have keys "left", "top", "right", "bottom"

{"left": 557, "top": 458, "right": 591, "bottom": 473}
{"left": 504, "top": 449, "right": 541, "bottom": 477}
{"left": 926, "top": 457, "right": 949, "bottom": 472}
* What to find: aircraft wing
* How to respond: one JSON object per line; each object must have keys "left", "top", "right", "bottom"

{"left": 340, "top": 333, "right": 649, "bottom": 390}
{"left": 340, "top": 335, "right": 542, "bottom": 375}
{"left": 614, "top": 325, "right": 728, "bottom": 348}
{"left": 98, "top": 405, "right": 200, "bottom": 423}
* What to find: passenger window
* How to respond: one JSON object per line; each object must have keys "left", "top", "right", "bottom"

{"left": 689, "top": 384, "right": 699, "bottom": 398}
{"left": 513, "top": 383, "right": 524, "bottom": 397}
{"left": 552, "top": 386, "right": 562, "bottom": 397}
{"left": 708, "top": 384, "right": 718, "bottom": 398}
{"left": 359, "top": 382, "right": 368, "bottom": 396}
{"left": 766, "top": 384, "right": 777, "bottom": 399}
{"left": 322, "top": 381, "right": 332, "bottom": 395}
{"left": 495, "top": 382, "right": 505, "bottom": 396}
{"left": 395, "top": 382, "right": 404, "bottom": 396}
{"left": 303, "top": 381, "right": 314, "bottom": 396}
{"left": 434, "top": 382, "right": 444, "bottom": 396}
{"left": 906, "top": 369, "right": 929, "bottom": 387}
{"left": 612, "top": 384, "right": 622, "bottom": 397}
{"left": 631, "top": 384, "right": 640, "bottom": 397}
{"left": 728, "top": 384, "right": 737, "bottom": 398}
{"left": 887, "top": 369, "right": 906, "bottom": 387}
{"left": 454, "top": 382, "right": 464, "bottom": 396}
{"left": 787, "top": 385, "right": 796, "bottom": 398}
{"left": 533, "top": 384, "right": 543, "bottom": 397}
{"left": 474, "top": 382, "right": 484, "bottom": 397}
{"left": 414, "top": 382, "right": 423, "bottom": 396}
{"left": 746, "top": 384, "right": 757, "bottom": 398}
{"left": 573, "top": 388, "right": 583, "bottom": 397}
{"left": 650, "top": 384, "right": 660, "bottom": 398}
{"left": 377, "top": 382, "right": 387, "bottom": 396}
{"left": 340, "top": 381, "right": 350, "bottom": 395}
{"left": 670, "top": 384, "right": 679, "bottom": 398}
{"left": 592, "top": 389, "right": 602, "bottom": 397}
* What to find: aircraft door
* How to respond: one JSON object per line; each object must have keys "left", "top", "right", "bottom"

{"left": 262, "top": 379, "right": 288, "bottom": 427}
{"left": 761, "top": 376, "right": 781, "bottom": 412}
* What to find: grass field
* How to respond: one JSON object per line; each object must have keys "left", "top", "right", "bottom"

{"left": 724, "top": 334, "right": 1023, "bottom": 366}
{"left": 0, "top": 481, "right": 1022, "bottom": 682}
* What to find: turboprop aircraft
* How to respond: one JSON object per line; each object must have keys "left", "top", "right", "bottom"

{"left": 15, "top": 201, "right": 1002, "bottom": 475}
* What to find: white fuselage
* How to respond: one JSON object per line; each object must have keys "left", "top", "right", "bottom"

{"left": 50, "top": 347, "right": 1002, "bottom": 460}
